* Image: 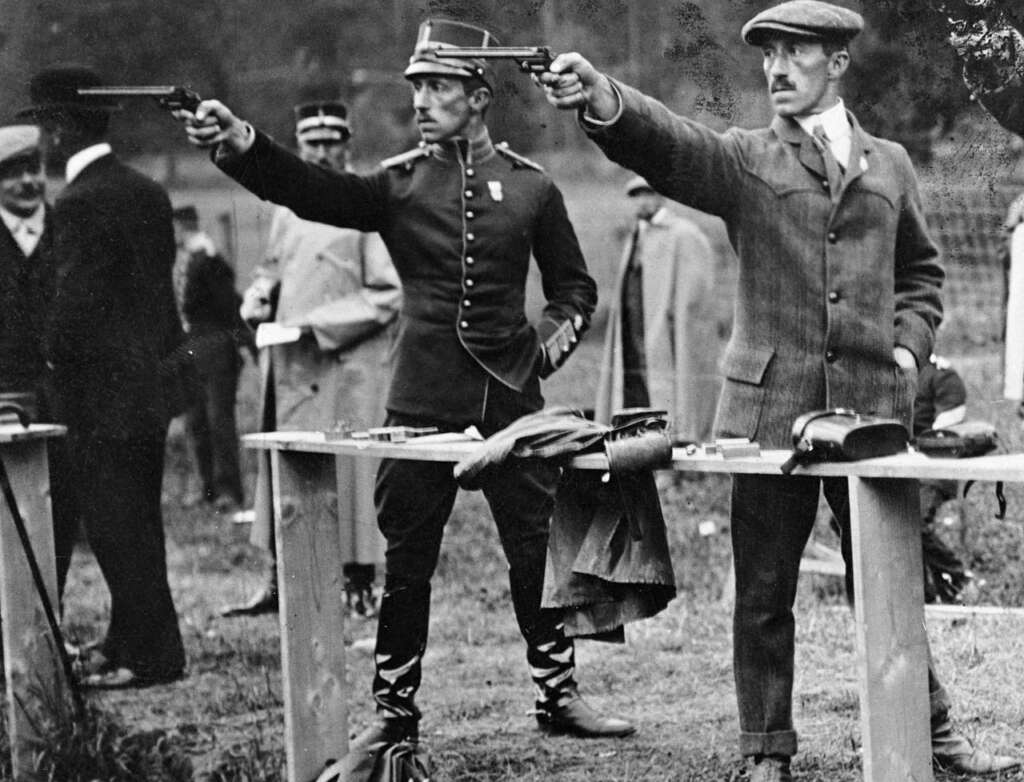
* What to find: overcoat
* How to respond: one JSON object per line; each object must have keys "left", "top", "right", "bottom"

{"left": 594, "top": 208, "right": 719, "bottom": 443}
{"left": 584, "top": 82, "right": 944, "bottom": 447}
{"left": 248, "top": 206, "right": 400, "bottom": 561}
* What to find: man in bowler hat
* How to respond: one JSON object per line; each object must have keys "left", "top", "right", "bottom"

{"left": 19, "top": 65, "right": 185, "bottom": 689}
{"left": 541, "top": 1, "right": 1017, "bottom": 779}
{"left": 178, "top": 17, "right": 635, "bottom": 759}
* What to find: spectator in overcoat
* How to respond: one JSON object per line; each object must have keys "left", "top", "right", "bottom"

{"left": 221, "top": 100, "right": 398, "bottom": 619}
{"left": 594, "top": 175, "right": 718, "bottom": 444}
{"left": 19, "top": 65, "right": 185, "bottom": 689}
{"left": 540, "top": 1, "right": 1017, "bottom": 778}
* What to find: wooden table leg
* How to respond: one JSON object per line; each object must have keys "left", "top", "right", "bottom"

{"left": 848, "top": 476, "right": 932, "bottom": 782}
{"left": 273, "top": 451, "right": 349, "bottom": 782}
{"left": 0, "top": 440, "right": 66, "bottom": 781}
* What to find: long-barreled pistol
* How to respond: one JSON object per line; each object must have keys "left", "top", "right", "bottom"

{"left": 76, "top": 86, "right": 202, "bottom": 113}
{"left": 442, "top": 46, "right": 556, "bottom": 75}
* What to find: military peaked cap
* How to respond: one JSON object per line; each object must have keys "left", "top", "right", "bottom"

{"left": 741, "top": 1, "right": 864, "bottom": 46}
{"left": 17, "top": 64, "right": 121, "bottom": 118}
{"left": 404, "top": 19, "right": 499, "bottom": 90}
{"left": 0, "top": 125, "right": 40, "bottom": 166}
{"left": 294, "top": 101, "right": 351, "bottom": 143}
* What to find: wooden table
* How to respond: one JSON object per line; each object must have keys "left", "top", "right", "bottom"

{"left": 0, "top": 423, "right": 67, "bottom": 781}
{"left": 244, "top": 430, "right": 1024, "bottom": 782}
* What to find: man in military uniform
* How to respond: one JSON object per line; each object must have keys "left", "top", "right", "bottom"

{"left": 179, "top": 19, "right": 634, "bottom": 748}
{"left": 541, "top": 1, "right": 1017, "bottom": 779}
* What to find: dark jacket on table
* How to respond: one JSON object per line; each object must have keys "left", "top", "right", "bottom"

{"left": 583, "top": 81, "right": 944, "bottom": 446}
{"left": 46, "top": 154, "right": 183, "bottom": 441}
{"left": 0, "top": 208, "right": 53, "bottom": 397}
{"left": 216, "top": 130, "right": 596, "bottom": 423}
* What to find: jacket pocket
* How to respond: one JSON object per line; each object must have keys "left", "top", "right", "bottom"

{"left": 715, "top": 345, "right": 775, "bottom": 439}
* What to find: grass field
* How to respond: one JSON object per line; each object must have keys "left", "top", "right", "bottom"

{"left": 7, "top": 160, "right": 1024, "bottom": 779}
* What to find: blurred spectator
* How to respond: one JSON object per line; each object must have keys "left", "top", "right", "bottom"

{"left": 220, "top": 100, "right": 400, "bottom": 618}
{"left": 20, "top": 65, "right": 185, "bottom": 688}
{"left": 913, "top": 355, "right": 973, "bottom": 604}
{"left": 594, "top": 176, "right": 718, "bottom": 445}
{"left": 171, "top": 204, "right": 251, "bottom": 514}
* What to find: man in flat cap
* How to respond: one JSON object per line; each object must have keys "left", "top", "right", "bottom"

{"left": 19, "top": 64, "right": 185, "bottom": 689}
{"left": 595, "top": 175, "right": 718, "bottom": 445}
{"left": 177, "top": 16, "right": 633, "bottom": 764}
{"left": 541, "top": 1, "right": 1018, "bottom": 779}
{"left": 222, "top": 99, "right": 399, "bottom": 623}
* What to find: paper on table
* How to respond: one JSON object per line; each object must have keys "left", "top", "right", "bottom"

{"left": 255, "top": 322, "right": 303, "bottom": 349}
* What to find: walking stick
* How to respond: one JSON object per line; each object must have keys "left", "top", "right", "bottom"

{"left": 0, "top": 402, "right": 85, "bottom": 720}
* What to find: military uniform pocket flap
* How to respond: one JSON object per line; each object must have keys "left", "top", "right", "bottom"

{"left": 721, "top": 345, "right": 775, "bottom": 386}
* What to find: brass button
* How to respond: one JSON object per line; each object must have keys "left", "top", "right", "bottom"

{"left": 466, "top": 279, "right": 474, "bottom": 287}
{"left": 466, "top": 168, "right": 475, "bottom": 177}
{"left": 465, "top": 190, "right": 474, "bottom": 198}
{"left": 466, "top": 256, "right": 475, "bottom": 265}
{"left": 460, "top": 320, "right": 469, "bottom": 329}
{"left": 827, "top": 231, "right": 838, "bottom": 243}
{"left": 466, "top": 210, "right": 475, "bottom": 219}
{"left": 828, "top": 291, "right": 840, "bottom": 303}
{"left": 825, "top": 349, "right": 838, "bottom": 363}
{"left": 466, "top": 233, "right": 475, "bottom": 242}
{"left": 463, "top": 299, "right": 472, "bottom": 307}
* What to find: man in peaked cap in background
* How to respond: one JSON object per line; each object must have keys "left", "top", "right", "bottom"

{"left": 177, "top": 16, "right": 635, "bottom": 767}
{"left": 19, "top": 64, "right": 185, "bottom": 689}
{"left": 540, "top": 0, "right": 1018, "bottom": 779}
{"left": 223, "top": 98, "right": 399, "bottom": 622}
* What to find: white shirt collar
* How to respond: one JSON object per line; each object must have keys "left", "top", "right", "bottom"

{"left": 66, "top": 142, "right": 113, "bottom": 183}
{"left": 0, "top": 203, "right": 45, "bottom": 255}
{"left": 795, "top": 99, "right": 852, "bottom": 167}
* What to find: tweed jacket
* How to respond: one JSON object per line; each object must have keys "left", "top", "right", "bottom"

{"left": 46, "top": 153, "right": 182, "bottom": 441}
{"left": 217, "top": 129, "right": 596, "bottom": 424}
{"left": 594, "top": 207, "right": 719, "bottom": 443}
{"left": 0, "top": 207, "right": 53, "bottom": 397}
{"left": 584, "top": 81, "right": 944, "bottom": 447}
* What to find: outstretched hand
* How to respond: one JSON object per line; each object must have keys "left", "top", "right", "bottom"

{"left": 172, "top": 99, "right": 254, "bottom": 155}
{"left": 537, "top": 53, "right": 619, "bottom": 122}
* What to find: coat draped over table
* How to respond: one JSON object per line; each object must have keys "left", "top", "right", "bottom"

{"left": 584, "top": 81, "right": 944, "bottom": 447}
{"left": 250, "top": 206, "right": 400, "bottom": 563}
{"left": 594, "top": 208, "right": 719, "bottom": 444}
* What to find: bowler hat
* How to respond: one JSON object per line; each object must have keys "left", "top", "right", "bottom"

{"left": 17, "top": 64, "right": 120, "bottom": 119}
{"left": 404, "top": 19, "right": 499, "bottom": 90}
{"left": 294, "top": 101, "right": 351, "bottom": 143}
{"left": 626, "top": 176, "right": 656, "bottom": 196}
{"left": 741, "top": 1, "right": 863, "bottom": 46}
{"left": 0, "top": 125, "right": 40, "bottom": 167}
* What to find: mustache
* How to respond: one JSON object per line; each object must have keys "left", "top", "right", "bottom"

{"left": 771, "top": 79, "right": 796, "bottom": 92}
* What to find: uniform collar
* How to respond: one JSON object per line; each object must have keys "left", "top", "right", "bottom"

{"left": 429, "top": 128, "right": 495, "bottom": 165}
{"left": 66, "top": 142, "right": 112, "bottom": 183}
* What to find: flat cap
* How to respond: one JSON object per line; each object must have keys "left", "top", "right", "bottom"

{"left": 625, "top": 176, "right": 656, "bottom": 196}
{"left": 0, "top": 125, "right": 40, "bottom": 166}
{"left": 404, "top": 19, "right": 499, "bottom": 90}
{"left": 293, "top": 101, "right": 350, "bottom": 143}
{"left": 741, "top": 1, "right": 863, "bottom": 46}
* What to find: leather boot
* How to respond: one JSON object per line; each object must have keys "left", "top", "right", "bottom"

{"left": 314, "top": 716, "right": 418, "bottom": 782}
{"left": 535, "top": 691, "right": 636, "bottom": 738}
{"left": 932, "top": 718, "right": 1021, "bottom": 775}
{"left": 749, "top": 755, "right": 792, "bottom": 782}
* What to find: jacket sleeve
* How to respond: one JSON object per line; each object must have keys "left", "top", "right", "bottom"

{"left": 532, "top": 181, "right": 598, "bottom": 377}
{"left": 581, "top": 79, "right": 745, "bottom": 219}
{"left": 894, "top": 148, "right": 945, "bottom": 367}
{"left": 215, "top": 131, "right": 390, "bottom": 234}
{"left": 306, "top": 232, "right": 403, "bottom": 352}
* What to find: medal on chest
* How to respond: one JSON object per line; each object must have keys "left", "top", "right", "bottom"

{"left": 487, "top": 181, "right": 503, "bottom": 202}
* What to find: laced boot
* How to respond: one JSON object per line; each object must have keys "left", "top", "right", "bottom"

{"left": 932, "top": 718, "right": 1020, "bottom": 775}
{"left": 529, "top": 635, "right": 635, "bottom": 738}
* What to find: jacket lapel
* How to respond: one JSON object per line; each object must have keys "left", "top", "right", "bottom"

{"left": 772, "top": 114, "right": 827, "bottom": 181}
{"left": 841, "top": 112, "right": 875, "bottom": 191}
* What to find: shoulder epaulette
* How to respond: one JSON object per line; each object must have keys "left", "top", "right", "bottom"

{"left": 380, "top": 143, "right": 430, "bottom": 171}
{"left": 495, "top": 141, "right": 544, "bottom": 172}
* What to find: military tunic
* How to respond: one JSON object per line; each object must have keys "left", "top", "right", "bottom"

{"left": 217, "top": 130, "right": 596, "bottom": 424}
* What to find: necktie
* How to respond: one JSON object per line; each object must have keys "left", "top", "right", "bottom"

{"left": 13, "top": 221, "right": 39, "bottom": 256}
{"left": 812, "top": 124, "right": 842, "bottom": 202}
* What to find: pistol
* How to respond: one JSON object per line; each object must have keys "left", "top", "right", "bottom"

{"left": 442, "top": 46, "right": 556, "bottom": 75}
{"left": 76, "top": 85, "right": 202, "bottom": 113}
